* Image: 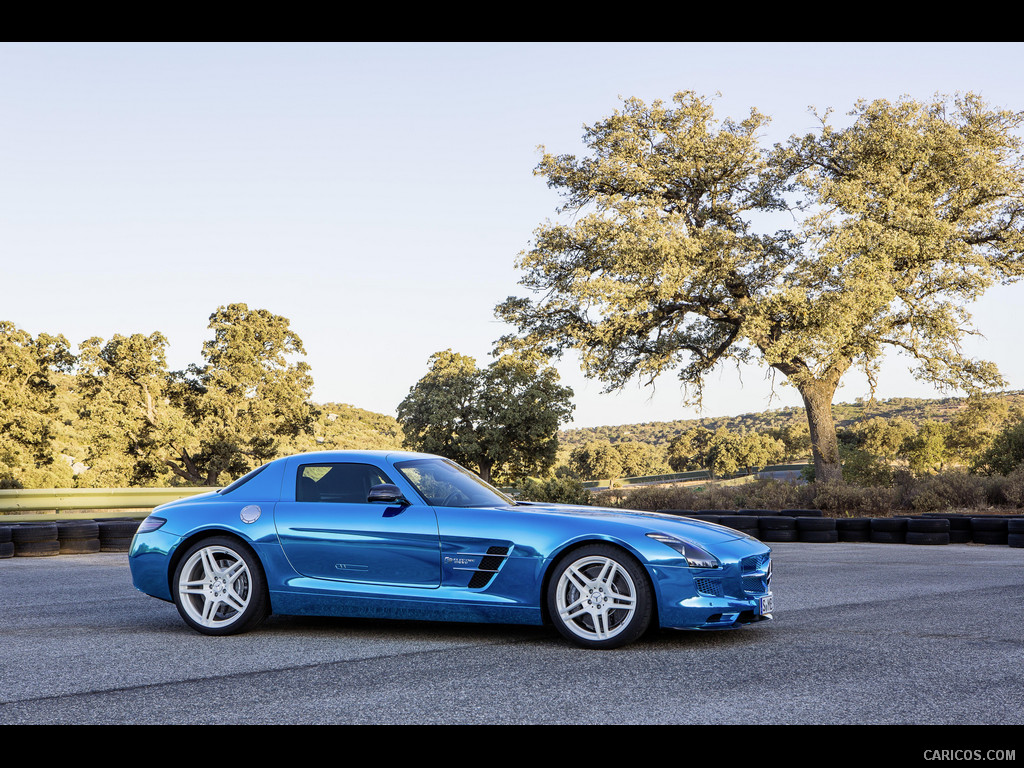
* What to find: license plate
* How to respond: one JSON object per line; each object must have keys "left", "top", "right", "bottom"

{"left": 759, "top": 593, "right": 774, "bottom": 615}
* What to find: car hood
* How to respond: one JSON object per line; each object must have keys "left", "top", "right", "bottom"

{"left": 504, "top": 502, "right": 748, "bottom": 544}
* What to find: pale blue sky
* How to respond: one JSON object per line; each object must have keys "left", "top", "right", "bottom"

{"left": 2, "top": 42, "right": 1022, "bottom": 428}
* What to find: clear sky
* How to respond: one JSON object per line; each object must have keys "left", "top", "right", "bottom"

{"left": 2, "top": 42, "right": 1023, "bottom": 428}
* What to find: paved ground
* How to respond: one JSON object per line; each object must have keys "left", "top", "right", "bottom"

{"left": 0, "top": 543, "right": 1022, "bottom": 727}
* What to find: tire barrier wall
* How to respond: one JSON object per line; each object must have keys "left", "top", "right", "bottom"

{"left": 0, "top": 518, "right": 142, "bottom": 558}
{"left": 656, "top": 510, "right": 1024, "bottom": 548}
{"left": 1, "top": 513, "right": 1022, "bottom": 559}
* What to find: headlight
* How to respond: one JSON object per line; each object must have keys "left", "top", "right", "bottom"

{"left": 136, "top": 516, "right": 166, "bottom": 534}
{"left": 647, "top": 533, "right": 720, "bottom": 568}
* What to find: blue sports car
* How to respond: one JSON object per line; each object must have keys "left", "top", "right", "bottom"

{"left": 129, "top": 450, "right": 773, "bottom": 649}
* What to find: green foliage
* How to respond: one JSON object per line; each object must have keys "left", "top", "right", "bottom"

{"left": 973, "top": 417, "right": 1024, "bottom": 475}
{"left": 947, "top": 395, "right": 1017, "bottom": 465}
{"left": 518, "top": 476, "right": 592, "bottom": 505}
{"left": 852, "top": 417, "right": 916, "bottom": 460}
{"left": 612, "top": 440, "right": 669, "bottom": 477}
{"left": 75, "top": 332, "right": 183, "bottom": 487}
{"left": 1, "top": 306, "right": 402, "bottom": 489}
{"left": 601, "top": 476, "right": 814, "bottom": 513}
{"left": 500, "top": 91, "right": 1024, "bottom": 483}
{"left": 902, "top": 420, "right": 950, "bottom": 475}
{"left": 0, "top": 322, "right": 77, "bottom": 488}
{"left": 568, "top": 441, "right": 624, "bottom": 480}
{"left": 293, "top": 403, "right": 403, "bottom": 452}
{"left": 665, "top": 426, "right": 783, "bottom": 477}
{"left": 167, "top": 304, "right": 318, "bottom": 485}
{"left": 397, "top": 350, "right": 574, "bottom": 484}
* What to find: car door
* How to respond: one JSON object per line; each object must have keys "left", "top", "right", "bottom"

{"left": 274, "top": 458, "right": 441, "bottom": 587}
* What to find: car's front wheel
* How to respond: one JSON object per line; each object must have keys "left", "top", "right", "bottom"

{"left": 547, "top": 544, "right": 652, "bottom": 649}
{"left": 172, "top": 536, "right": 269, "bottom": 635}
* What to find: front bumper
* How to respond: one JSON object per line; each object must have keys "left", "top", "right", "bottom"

{"left": 652, "top": 547, "right": 774, "bottom": 630}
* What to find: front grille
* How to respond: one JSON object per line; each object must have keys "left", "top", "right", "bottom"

{"left": 740, "top": 553, "right": 771, "bottom": 595}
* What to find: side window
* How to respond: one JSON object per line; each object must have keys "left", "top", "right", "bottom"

{"left": 296, "top": 463, "right": 393, "bottom": 503}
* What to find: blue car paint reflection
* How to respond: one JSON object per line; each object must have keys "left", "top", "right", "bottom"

{"left": 128, "top": 450, "right": 773, "bottom": 648}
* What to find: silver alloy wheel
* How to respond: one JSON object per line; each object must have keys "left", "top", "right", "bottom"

{"left": 554, "top": 554, "right": 638, "bottom": 642}
{"left": 177, "top": 544, "right": 253, "bottom": 629}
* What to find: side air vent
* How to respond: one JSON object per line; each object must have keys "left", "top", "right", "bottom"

{"left": 467, "top": 546, "right": 510, "bottom": 589}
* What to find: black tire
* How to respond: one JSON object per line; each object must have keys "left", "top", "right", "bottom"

{"left": 799, "top": 529, "right": 839, "bottom": 543}
{"left": 797, "top": 517, "right": 836, "bottom": 531}
{"left": 870, "top": 518, "right": 908, "bottom": 543}
{"left": 690, "top": 515, "right": 721, "bottom": 524}
{"left": 838, "top": 528, "right": 871, "bottom": 542}
{"left": 100, "top": 537, "right": 134, "bottom": 552}
{"left": 60, "top": 538, "right": 102, "bottom": 554}
{"left": 759, "top": 516, "right": 797, "bottom": 530}
{"left": 907, "top": 518, "right": 950, "bottom": 534}
{"left": 98, "top": 520, "right": 141, "bottom": 538}
{"left": 12, "top": 523, "right": 58, "bottom": 543}
{"left": 906, "top": 531, "right": 950, "bottom": 545}
{"left": 14, "top": 539, "right": 60, "bottom": 557}
{"left": 722, "top": 516, "right": 759, "bottom": 530}
{"left": 57, "top": 520, "right": 100, "bottom": 539}
{"left": 760, "top": 528, "right": 798, "bottom": 542}
{"left": 546, "top": 544, "right": 653, "bottom": 649}
{"left": 971, "top": 518, "right": 1008, "bottom": 545}
{"left": 972, "top": 530, "right": 1008, "bottom": 545}
{"left": 869, "top": 531, "right": 904, "bottom": 544}
{"left": 172, "top": 536, "right": 270, "bottom": 636}
{"left": 837, "top": 518, "right": 870, "bottom": 531}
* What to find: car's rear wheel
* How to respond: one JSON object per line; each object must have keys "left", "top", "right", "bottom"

{"left": 172, "top": 537, "right": 269, "bottom": 635}
{"left": 547, "top": 544, "right": 652, "bottom": 649}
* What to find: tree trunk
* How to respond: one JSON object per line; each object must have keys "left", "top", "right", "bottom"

{"left": 798, "top": 380, "right": 843, "bottom": 483}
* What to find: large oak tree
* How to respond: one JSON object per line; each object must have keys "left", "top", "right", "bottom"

{"left": 498, "top": 92, "right": 1024, "bottom": 481}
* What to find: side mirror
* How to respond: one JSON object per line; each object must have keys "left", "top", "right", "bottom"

{"left": 367, "top": 483, "right": 408, "bottom": 505}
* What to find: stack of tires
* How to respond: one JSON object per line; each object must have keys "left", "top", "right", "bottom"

{"left": 905, "top": 517, "right": 950, "bottom": 545}
{"left": 0, "top": 518, "right": 142, "bottom": 557}
{"left": 57, "top": 520, "right": 101, "bottom": 554}
{"left": 837, "top": 518, "right": 871, "bottom": 542}
{"left": 97, "top": 519, "right": 142, "bottom": 552}
{"left": 0, "top": 525, "right": 13, "bottom": 559}
{"left": 653, "top": 508, "right": 1024, "bottom": 548}
{"left": 10, "top": 523, "right": 60, "bottom": 556}
{"left": 719, "top": 513, "right": 760, "bottom": 538}
{"left": 1009, "top": 519, "right": 1024, "bottom": 548}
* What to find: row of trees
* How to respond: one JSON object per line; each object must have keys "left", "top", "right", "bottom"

{"left": 6, "top": 303, "right": 1024, "bottom": 492}
{"left": 1, "top": 305, "right": 401, "bottom": 488}
{"left": 555, "top": 394, "right": 1024, "bottom": 483}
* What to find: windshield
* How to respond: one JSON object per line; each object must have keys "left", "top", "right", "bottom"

{"left": 395, "top": 458, "right": 514, "bottom": 508}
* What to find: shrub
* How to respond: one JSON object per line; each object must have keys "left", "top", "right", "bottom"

{"left": 518, "top": 476, "right": 593, "bottom": 505}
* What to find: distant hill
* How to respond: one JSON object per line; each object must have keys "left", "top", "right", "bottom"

{"left": 307, "top": 402, "right": 404, "bottom": 451}
{"left": 560, "top": 391, "right": 1024, "bottom": 448}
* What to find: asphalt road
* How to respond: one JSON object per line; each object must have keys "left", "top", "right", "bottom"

{"left": 1, "top": 543, "right": 1022, "bottom": 726}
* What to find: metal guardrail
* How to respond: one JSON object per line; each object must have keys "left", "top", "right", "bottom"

{"left": 582, "top": 463, "right": 811, "bottom": 488}
{"left": 0, "top": 487, "right": 218, "bottom": 513}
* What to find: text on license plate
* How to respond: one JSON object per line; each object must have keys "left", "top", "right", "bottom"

{"left": 759, "top": 594, "right": 774, "bottom": 615}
